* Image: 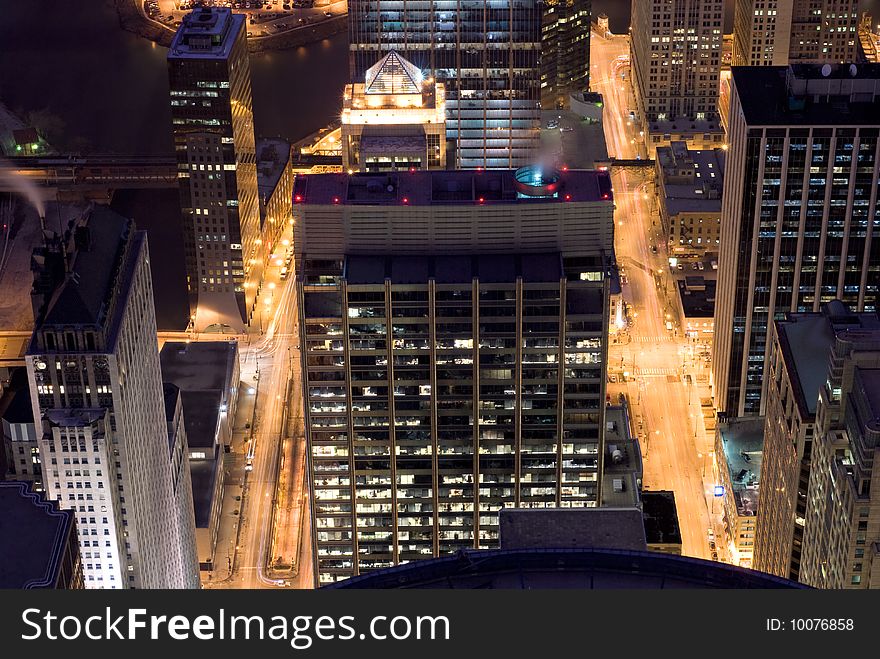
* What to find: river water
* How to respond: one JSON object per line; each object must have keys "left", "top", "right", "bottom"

{"left": 1, "top": 0, "right": 877, "bottom": 154}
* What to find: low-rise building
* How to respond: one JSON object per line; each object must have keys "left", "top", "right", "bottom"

{"left": 715, "top": 417, "right": 763, "bottom": 568}
{"left": 655, "top": 142, "right": 724, "bottom": 256}
{"left": 257, "top": 139, "right": 293, "bottom": 253}
{"left": 677, "top": 277, "right": 715, "bottom": 343}
{"left": 0, "top": 481, "right": 84, "bottom": 588}
{"left": 341, "top": 51, "right": 447, "bottom": 172}
{"left": 642, "top": 490, "right": 683, "bottom": 555}
{"left": 160, "top": 341, "right": 239, "bottom": 571}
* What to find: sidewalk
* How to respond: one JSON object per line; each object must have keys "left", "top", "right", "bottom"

{"left": 200, "top": 370, "right": 257, "bottom": 587}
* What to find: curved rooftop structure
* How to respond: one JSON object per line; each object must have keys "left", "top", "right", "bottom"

{"left": 325, "top": 548, "right": 807, "bottom": 589}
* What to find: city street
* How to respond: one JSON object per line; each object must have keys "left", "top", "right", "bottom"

{"left": 591, "top": 29, "right": 722, "bottom": 561}
{"left": 204, "top": 225, "right": 312, "bottom": 589}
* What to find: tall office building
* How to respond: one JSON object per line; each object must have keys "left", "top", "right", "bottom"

{"left": 630, "top": 0, "right": 723, "bottom": 126}
{"left": 541, "top": 0, "right": 592, "bottom": 110}
{"left": 294, "top": 167, "right": 614, "bottom": 585}
{"left": 714, "top": 64, "right": 880, "bottom": 418}
{"left": 25, "top": 206, "right": 200, "bottom": 589}
{"left": 348, "top": 0, "right": 542, "bottom": 169}
{"left": 168, "top": 7, "right": 262, "bottom": 331}
{"left": 754, "top": 302, "right": 879, "bottom": 581}
{"left": 734, "top": 0, "right": 860, "bottom": 67}
{"left": 799, "top": 317, "right": 880, "bottom": 589}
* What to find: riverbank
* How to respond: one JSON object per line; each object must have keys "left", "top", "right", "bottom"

{"left": 113, "top": 0, "right": 347, "bottom": 53}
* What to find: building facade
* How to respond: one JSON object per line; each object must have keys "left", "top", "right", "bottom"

{"left": 348, "top": 0, "right": 542, "bottom": 169}
{"left": 734, "top": 0, "right": 860, "bottom": 67}
{"left": 630, "top": 0, "right": 723, "bottom": 138}
{"left": 341, "top": 52, "right": 447, "bottom": 172}
{"left": 294, "top": 168, "right": 614, "bottom": 585}
{"left": 168, "top": 7, "right": 262, "bottom": 331}
{"left": 799, "top": 321, "right": 880, "bottom": 588}
{"left": 541, "top": 0, "right": 591, "bottom": 110}
{"left": 714, "top": 65, "right": 880, "bottom": 418}
{"left": 2, "top": 368, "right": 40, "bottom": 488}
{"left": 25, "top": 206, "right": 200, "bottom": 589}
{"left": 756, "top": 303, "right": 880, "bottom": 582}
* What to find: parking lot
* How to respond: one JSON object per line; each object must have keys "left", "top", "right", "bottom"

{"left": 145, "top": 0, "right": 345, "bottom": 38}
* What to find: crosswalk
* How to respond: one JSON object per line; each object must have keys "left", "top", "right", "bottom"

{"left": 629, "top": 335, "right": 673, "bottom": 343}
{"left": 633, "top": 367, "right": 679, "bottom": 377}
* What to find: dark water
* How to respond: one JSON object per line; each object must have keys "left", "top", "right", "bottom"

{"left": 2, "top": 0, "right": 877, "bottom": 152}
{"left": 0, "top": 0, "right": 348, "bottom": 154}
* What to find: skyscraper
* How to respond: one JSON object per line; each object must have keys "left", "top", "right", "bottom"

{"left": 733, "top": 0, "right": 860, "bottom": 67}
{"left": 294, "top": 167, "right": 614, "bottom": 585}
{"left": 754, "top": 302, "right": 879, "bottom": 581}
{"left": 541, "top": 0, "right": 592, "bottom": 110}
{"left": 26, "top": 206, "right": 200, "bottom": 589}
{"left": 630, "top": 0, "right": 723, "bottom": 141}
{"left": 799, "top": 314, "right": 880, "bottom": 589}
{"left": 714, "top": 64, "right": 880, "bottom": 418}
{"left": 168, "top": 7, "right": 262, "bottom": 331}
{"left": 348, "top": 0, "right": 542, "bottom": 169}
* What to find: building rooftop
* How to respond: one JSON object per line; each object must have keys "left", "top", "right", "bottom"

{"left": 326, "top": 547, "right": 805, "bottom": 589}
{"left": 602, "top": 404, "right": 642, "bottom": 508}
{"left": 168, "top": 7, "right": 242, "bottom": 60}
{"left": 642, "top": 491, "right": 683, "bottom": 547}
{"left": 0, "top": 481, "right": 76, "bottom": 588}
{"left": 190, "top": 452, "right": 220, "bottom": 528}
{"left": 656, "top": 142, "right": 725, "bottom": 215}
{"left": 500, "top": 508, "right": 648, "bottom": 552}
{"left": 34, "top": 205, "right": 132, "bottom": 330}
{"left": 257, "top": 139, "right": 291, "bottom": 205}
{"left": 180, "top": 390, "right": 222, "bottom": 450}
{"left": 292, "top": 168, "right": 613, "bottom": 207}
{"left": 776, "top": 303, "right": 880, "bottom": 418}
{"left": 677, "top": 279, "right": 716, "bottom": 319}
{"left": 719, "top": 418, "right": 764, "bottom": 517}
{"left": 365, "top": 51, "right": 424, "bottom": 95}
{"left": 732, "top": 64, "right": 880, "bottom": 126}
{"left": 160, "top": 341, "right": 238, "bottom": 399}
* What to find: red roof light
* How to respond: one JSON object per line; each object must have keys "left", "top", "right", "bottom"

{"left": 294, "top": 195, "right": 303, "bottom": 203}
{"left": 402, "top": 197, "right": 409, "bottom": 204}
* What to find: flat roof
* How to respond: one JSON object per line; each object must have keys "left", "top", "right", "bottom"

{"left": 642, "top": 491, "right": 683, "bottom": 546}
{"left": 257, "top": 139, "right": 290, "bottom": 202}
{"left": 168, "top": 7, "right": 242, "bottom": 60}
{"left": 776, "top": 305, "right": 880, "bottom": 418}
{"left": 190, "top": 452, "right": 221, "bottom": 528}
{"left": 0, "top": 482, "right": 75, "bottom": 588}
{"left": 293, "top": 169, "right": 613, "bottom": 206}
{"left": 160, "top": 341, "right": 238, "bottom": 395}
{"left": 180, "top": 390, "right": 222, "bottom": 449}
{"left": 500, "top": 508, "right": 647, "bottom": 552}
{"left": 678, "top": 279, "right": 716, "bottom": 319}
{"left": 719, "top": 418, "right": 764, "bottom": 517}
{"left": 732, "top": 64, "right": 880, "bottom": 126}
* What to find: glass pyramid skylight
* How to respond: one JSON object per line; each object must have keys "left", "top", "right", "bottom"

{"left": 364, "top": 51, "right": 424, "bottom": 95}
